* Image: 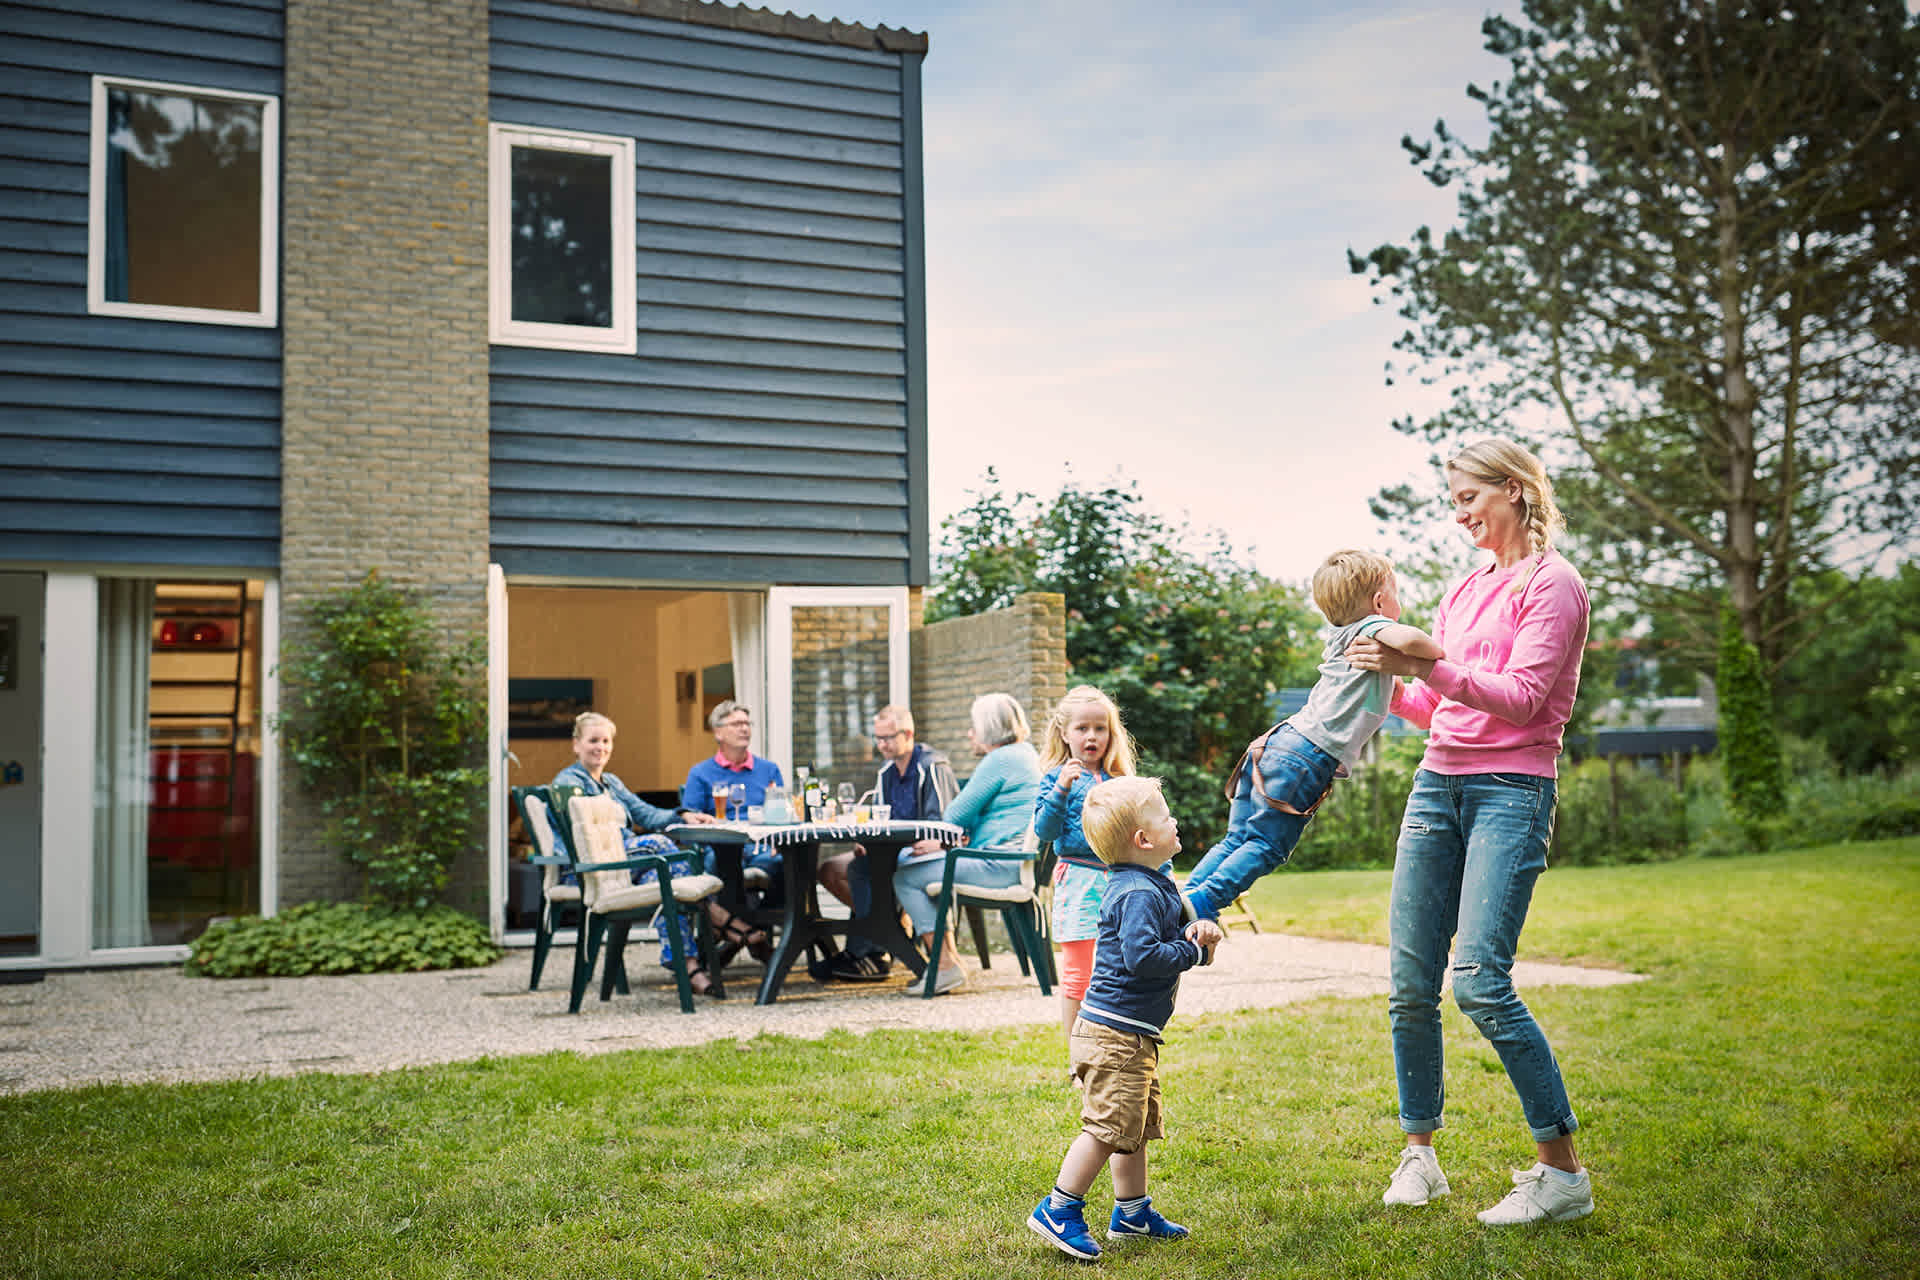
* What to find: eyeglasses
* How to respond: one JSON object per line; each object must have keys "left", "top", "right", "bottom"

{"left": 719, "top": 718, "right": 751, "bottom": 730}
{"left": 872, "top": 731, "right": 905, "bottom": 743}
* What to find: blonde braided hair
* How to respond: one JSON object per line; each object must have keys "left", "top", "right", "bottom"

{"left": 1447, "top": 438, "right": 1564, "bottom": 557}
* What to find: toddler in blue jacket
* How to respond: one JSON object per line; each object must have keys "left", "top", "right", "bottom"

{"left": 1027, "top": 776, "right": 1224, "bottom": 1261}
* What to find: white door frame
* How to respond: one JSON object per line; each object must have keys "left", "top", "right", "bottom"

{"left": 486, "top": 564, "right": 509, "bottom": 944}
{"left": 763, "top": 586, "right": 909, "bottom": 776}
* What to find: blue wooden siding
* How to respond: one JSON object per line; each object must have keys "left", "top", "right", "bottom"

{"left": 0, "top": 0, "right": 283, "bottom": 569}
{"left": 488, "top": 0, "right": 927, "bottom": 587}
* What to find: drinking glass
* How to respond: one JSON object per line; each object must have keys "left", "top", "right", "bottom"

{"left": 711, "top": 783, "right": 732, "bottom": 820}
{"left": 836, "top": 783, "right": 856, "bottom": 815}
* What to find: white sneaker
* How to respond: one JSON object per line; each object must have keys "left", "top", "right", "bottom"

{"left": 1382, "top": 1147, "right": 1451, "bottom": 1206}
{"left": 1476, "top": 1163, "right": 1594, "bottom": 1226}
{"left": 903, "top": 966, "right": 965, "bottom": 996}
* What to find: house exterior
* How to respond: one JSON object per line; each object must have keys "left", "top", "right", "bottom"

{"left": 0, "top": 0, "right": 937, "bottom": 969}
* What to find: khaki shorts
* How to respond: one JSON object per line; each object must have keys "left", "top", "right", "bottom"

{"left": 1069, "top": 1018, "right": 1163, "bottom": 1154}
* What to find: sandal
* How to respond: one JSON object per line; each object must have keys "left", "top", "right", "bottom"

{"left": 711, "top": 911, "right": 772, "bottom": 968}
{"left": 686, "top": 962, "right": 725, "bottom": 999}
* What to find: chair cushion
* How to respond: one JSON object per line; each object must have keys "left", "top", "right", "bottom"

{"left": 544, "top": 883, "right": 582, "bottom": 904}
{"left": 932, "top": 882, "right": 1035, "bottom": 905}
{"left": 590, "top": 873, "right": 724, "bottom": 916}
{"left": 567, "top": 792, "right": 720, "bottom": 913}
{"left": 743, "top": 867, "right": 771, "bottom": 889}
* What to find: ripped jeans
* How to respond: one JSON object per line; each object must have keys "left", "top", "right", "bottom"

{"left": 1387, "top": 769, "right": 1578, "bottom": 1143}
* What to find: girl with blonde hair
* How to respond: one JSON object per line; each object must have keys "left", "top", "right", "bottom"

{"left": 1033, "top": 684, "right": 1137, "bottom": 1033}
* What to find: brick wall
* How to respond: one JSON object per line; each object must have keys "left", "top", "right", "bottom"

{"left": 909, "top": 593, "right": 1068, "bottom": 779}
{"left": 277, "top": 0, "right": 492, "bottom": 908}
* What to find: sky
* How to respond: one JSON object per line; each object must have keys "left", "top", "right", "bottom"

{"left": 836, "top": 0, "right": 1515, "bottom": 585}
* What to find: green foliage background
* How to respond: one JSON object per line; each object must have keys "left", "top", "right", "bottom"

{"left": 929, "top": 471, "right": 1323, "bottom": 854}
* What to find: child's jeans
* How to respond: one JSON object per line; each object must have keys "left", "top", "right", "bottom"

{"left": 1184, "top": 723, "right": 1338, "bottom": 920}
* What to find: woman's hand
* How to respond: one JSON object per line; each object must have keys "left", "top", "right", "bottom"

{"left": 910, "top": 838, "right": 945, "bottom": 858}
{"left": 679, "top": 810, "right": 717, "bottom": 826}
{"left": 1346, "top": 635, "right": 1436, "bottom": 682}
{"left": 1056, "top": 759, "right": 1086, "bottom": 793}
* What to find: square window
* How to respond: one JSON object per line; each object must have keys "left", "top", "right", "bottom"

{"left": 489, "top": 124, "right": 635, "bottom": 354}
{"left": 88, "top": 76, "right": 279, "bottom": 326}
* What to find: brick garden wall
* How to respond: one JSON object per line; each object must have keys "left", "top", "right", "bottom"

{"left": 277, "top": 0, "right": 492, "bottom": 908}
{"left": 910, "top": 593, "right": 1069, "bottom": 779}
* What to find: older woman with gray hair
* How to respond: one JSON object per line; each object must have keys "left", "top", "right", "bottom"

{"left": 896, "top": 692, "right": 1044, "bottom": 995}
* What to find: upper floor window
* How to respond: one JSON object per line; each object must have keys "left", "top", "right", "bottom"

{"left": 489, "top": 124, "right": 635, "bottom": 354}
{"left": 88, "top": 76, "right": 279, "bottom": 327}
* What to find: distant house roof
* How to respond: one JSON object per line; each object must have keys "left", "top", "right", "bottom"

{"left": 564, "top": 0, "right": 929, "bottom": 52}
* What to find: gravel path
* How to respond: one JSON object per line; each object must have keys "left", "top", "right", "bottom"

{"left": 1, "top": 934, "right": 1642, "bottom": 1095}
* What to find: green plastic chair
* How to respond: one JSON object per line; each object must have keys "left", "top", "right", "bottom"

{"left": 558, "top": 787, "right": 726, "bottom": 1015}
{"left": 511, "top": 784, "right": 580, "bottom": 992}
{"left": 921, "top": 843, "right": 1055, "bottom": 998}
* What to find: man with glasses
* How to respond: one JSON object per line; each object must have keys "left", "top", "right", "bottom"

{"left": 682, "top": 701, "right": 788, "bottom": 945}
{"left": 816, "top": 705, "right": 959, "bottom": 981}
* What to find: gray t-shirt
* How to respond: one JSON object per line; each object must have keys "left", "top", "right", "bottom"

{"left": 1287, "top": 614, "right": 1393, "bottom": 771}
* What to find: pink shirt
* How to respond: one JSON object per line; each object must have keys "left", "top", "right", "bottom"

{"left": 1390, "top": 552, "right": 1589, "bottom": 778}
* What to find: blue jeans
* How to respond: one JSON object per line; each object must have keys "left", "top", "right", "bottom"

{"left": 1388, "top": 769, "right": 1578, "bottom": 1142}
{"left": 1184, "top": 723, "right": 1336, "bottom": 920}
{"left": 893, "top": 854, "right": 1022, "bottom": 937}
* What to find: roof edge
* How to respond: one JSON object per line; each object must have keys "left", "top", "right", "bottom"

{"left": 556, "top": 0, "right": 929, "bottom": 53}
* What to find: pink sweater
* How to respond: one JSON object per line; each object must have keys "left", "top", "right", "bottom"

{"left": 1390, "top": 552, "right": 1589, "bottom": 778}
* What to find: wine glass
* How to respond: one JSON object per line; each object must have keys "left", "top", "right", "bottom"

{"left": 837, "top": 783, "right": 856, "bottom": 818}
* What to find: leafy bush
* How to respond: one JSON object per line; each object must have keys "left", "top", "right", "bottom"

{"left": 186, "top": 902, "right": 500, "bottom": 977}
{"left": 1684, "top": 750, "right": 1920, "bottom": 856}
{"left": 276, "top": 571, "right": 488, "bottom": 909}
{"left": 1551, "top": 755, "right": 1691, "bottom": 865}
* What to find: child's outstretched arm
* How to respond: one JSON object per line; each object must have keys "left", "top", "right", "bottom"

{"left": 1371, "top": 620, "right": 1442, "bottom": 661}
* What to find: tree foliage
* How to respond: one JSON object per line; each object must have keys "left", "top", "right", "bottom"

{"left": 1775, "top": 561, "right": 1920, "bottom": 772}
{"left": 929, "top": 471, "right": 1323, "bottom": 853}
{"left": 277, "top": 572, "right": 489, "bottom": 909}
{"left": 1351, "top": 0, "right": 1920, "bottom": 677}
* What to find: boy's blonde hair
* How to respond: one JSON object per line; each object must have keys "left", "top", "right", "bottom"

{"left": 1311, "top": 549, "right": 1395, "bottom": 626}
{"left": 1081, "top": 776, "right": 1165, "bottom": 864}
{"left": 1038, "top": 684, "right": 1137, "bottom": 776}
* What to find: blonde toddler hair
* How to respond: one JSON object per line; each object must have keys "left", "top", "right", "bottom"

{"left": 1311, "top": 549, "right": 1395, "bottom": 626}
{"left": 1447, "top": 437, "right": 1565, "bottom": 556}
{"left": 1039, "top": 684, "right": 1137, "bottom": 776}
{"left": 1080, "top": 776, "right": 1166, "bottom": 864}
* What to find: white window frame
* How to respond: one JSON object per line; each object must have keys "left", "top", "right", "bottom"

{"left": 87, "top": 75, "right": 280, "bottom": 327}
{"left": 764, "top": 587, "right": 910, "bottom": 777}
{"left": 488, "top": 123, "right": 636, "bottom": 354}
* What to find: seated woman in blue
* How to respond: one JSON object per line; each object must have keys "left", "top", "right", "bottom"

{"left": 553, "top": 711, "right": 761, "bottom": 996}
{"left": 896, "top": 693, "right": 1043, "bottom": 997}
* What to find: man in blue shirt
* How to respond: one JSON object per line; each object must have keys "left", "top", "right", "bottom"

{"left": 816, "top": 704, "right": 958, "bottom": 982}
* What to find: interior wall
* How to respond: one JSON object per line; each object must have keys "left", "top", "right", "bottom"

{"left": 506, "top": 587, "right": 731, "bottom": 797}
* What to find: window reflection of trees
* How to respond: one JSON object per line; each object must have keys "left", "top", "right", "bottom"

{"left": 104, "top": 87, "right": 263, "bottom": 313}
{"left": 509, "top": 147, "right": 613, "bottom": 328}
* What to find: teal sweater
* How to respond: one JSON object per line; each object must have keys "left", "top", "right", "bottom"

{"left": 942, "top": 742, "right": 1042, "bottom": 849}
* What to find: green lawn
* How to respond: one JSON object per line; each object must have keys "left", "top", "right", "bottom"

{"left": 5, "top": 841, "right": 1917, "bottom": 1279}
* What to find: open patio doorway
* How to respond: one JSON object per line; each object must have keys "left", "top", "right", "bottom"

{"left": 501, "top": 586, "right": 758, "bottom": 934}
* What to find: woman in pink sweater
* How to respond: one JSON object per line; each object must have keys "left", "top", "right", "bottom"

{"left": 1346, "top": 438, "right": 1594, "bottom": 1228}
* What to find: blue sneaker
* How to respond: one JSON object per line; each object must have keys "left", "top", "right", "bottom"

{"left": 1107, "top": 1198, "right": 1190, "bottom": 1242}
{"left": 1029, "top": 1198, "right": 1101, "bottom": 1260}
